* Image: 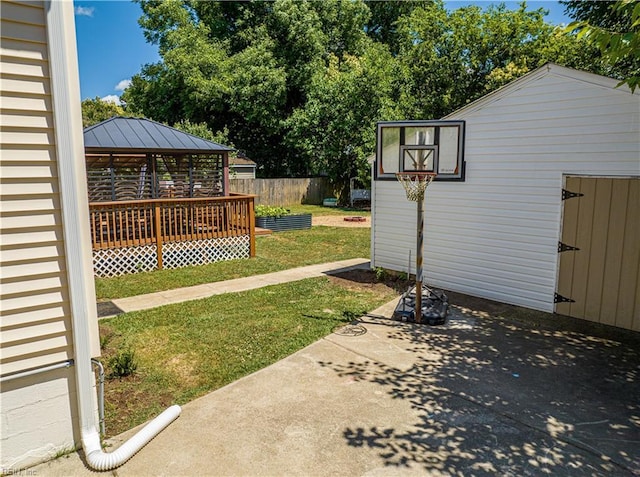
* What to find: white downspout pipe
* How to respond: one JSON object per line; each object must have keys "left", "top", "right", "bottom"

{"left": 81, "top": 406, "right": 182, "bottom": 471}
{"left": 73, "top": 319, "right": 180, "bottom": 471}
{"left": 46, "top": 1, "right": 181, "bottom": 471}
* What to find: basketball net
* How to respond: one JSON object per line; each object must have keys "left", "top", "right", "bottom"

{"left": 395, "top": 172, "right": 436, "bottom": 202}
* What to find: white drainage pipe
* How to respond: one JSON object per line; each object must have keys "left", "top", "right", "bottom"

{"left": 68, "top": 265, "right": 181, "bottom": 471}
{"left": 82, "top": 405, "right": 182, "bottom": 471}
{"left": 73, "top": 339, "right": 181, "bottom": 472}
{"left": 47, "top": 2, "right": 182, "bottom": 470}
{"left": 73, "top": 328, "right": 181, "bottom": 472}
{"left": 71, "top": 308, "right": 181, "bottom": 471}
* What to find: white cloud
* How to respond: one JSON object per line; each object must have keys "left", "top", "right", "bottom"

{"left": 101, "top": 95, "right": 122, "bottom": 106}
{"left": 115, "top": 79, "right": 132, "bottom": 92}
{"left": 75, "top": 6, "right": 94, "bottom": 17}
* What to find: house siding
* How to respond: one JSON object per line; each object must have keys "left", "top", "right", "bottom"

{"left": 371, "top": 65, "right": 640, "bottom": 313}
{"left": 231, "top": 165, "right": 256, "bottom": 179}
{"left": 1, "top": 0, "right": 99, "bottom": 469}
{"left": 0, "top": 0, "right": 74, "bottom": 375}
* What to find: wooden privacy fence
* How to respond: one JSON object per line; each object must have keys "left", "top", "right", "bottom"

{"left": 89, "top": 194, "right": 255, "bottom": 277}
{"left": 230, "top": 177, "right": 333, "bottom": 205}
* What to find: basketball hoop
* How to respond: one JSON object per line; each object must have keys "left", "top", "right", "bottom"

{"left": 395, "top": 172, "right": 436, "bottom": 202}
{"left": 376, "top": 121, "right": 456, "bottom": 325}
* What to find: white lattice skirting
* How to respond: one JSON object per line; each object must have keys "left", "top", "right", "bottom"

{"left": 162, "top": 236, "right": 250, "bottom": 269}
{"left": 93, "top": 245, "right": 157, "bottom": 277}
{"left": 93, "top": 236, "right": 251, "bottom": 277}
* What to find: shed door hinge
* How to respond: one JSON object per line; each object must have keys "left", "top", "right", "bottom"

{"left": 554, "top": 293, "right": 575, "bottom": 304}
{"left": 558, "top": 242, "right": 580, "bottom": 253}
{"left": 562, "top": 189, "right": 584, "bottom": 201}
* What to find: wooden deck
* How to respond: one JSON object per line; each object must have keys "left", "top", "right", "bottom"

{"left": 89, "top": 194, "right": 256, "bottom": 275}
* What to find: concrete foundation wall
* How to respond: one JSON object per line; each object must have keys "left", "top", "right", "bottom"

{"left": 0, "top": 367, "right": 79, "bottom": 471}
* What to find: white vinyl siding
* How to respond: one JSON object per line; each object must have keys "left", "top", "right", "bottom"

{"left": 0, "top": 0, "right": 73, "bottom": 375}
{"left": 372, "top": 65, "right": 640, "bottom": 312}
{"left": 2, "top": 1, "right": 103, "bottom": 469}
{"left": 231, "top": 165, "right": 256, "bottom": 179}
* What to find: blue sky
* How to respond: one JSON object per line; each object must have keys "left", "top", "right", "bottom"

{"left": 73, "top": 0, "right": 572, "bottom": 103}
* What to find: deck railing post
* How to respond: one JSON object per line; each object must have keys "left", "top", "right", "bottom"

{"left": 154, "top": 201, "right": 163, "bottom": 269}
{"left": 248, "top": 196, "right": 256, "bottom": 257}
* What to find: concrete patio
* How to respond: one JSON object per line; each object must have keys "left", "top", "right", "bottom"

{"left": 33, "top": 292, "right": 639, "bottom": 476}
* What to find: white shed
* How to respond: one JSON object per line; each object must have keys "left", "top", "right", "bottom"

{"left": 371, "top": 63, "right": 640, "bottom": 331}
{"left": 230, "top": 154, "right": 257, "bottom": 179}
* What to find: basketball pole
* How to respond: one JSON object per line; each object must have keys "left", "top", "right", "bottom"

{"left": 415, "top": 192, "right": 424, "bottom": 324}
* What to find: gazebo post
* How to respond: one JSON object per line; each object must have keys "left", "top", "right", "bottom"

{"left": 249, "top": 198, "right": 256, "bottom": 257}
{"left": 223, "top": 152, "right": 230, "bottom": 196}
{"left": 188, "top": 155, "right": 194, "bottom": 198}
{"left": 109, "top": 153, "right": 115, "bottom": 201}
{"left": 149, "top": 153, "right": 157, "bottom": 198}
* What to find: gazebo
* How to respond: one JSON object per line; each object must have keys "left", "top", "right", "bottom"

{"left": 85, "top": 117, "right": 256, "bottom": 277}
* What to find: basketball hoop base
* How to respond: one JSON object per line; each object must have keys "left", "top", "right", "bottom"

{"left": 392, "top": 285, "right": 449, "bottom": 325}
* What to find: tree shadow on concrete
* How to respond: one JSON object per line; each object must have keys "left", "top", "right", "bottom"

{"left": 319, "top": 296, "right": 640, "bottom": 476}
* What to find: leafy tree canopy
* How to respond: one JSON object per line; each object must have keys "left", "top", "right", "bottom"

{"left": 562, "top": 0, "right": 640, "bottom": 91}
{"left": 392, "top": 2, "right": 602, "bottom": 119}
{"left": 123, "top": 0, "right": 612, "bottom": 202}
{"left": 286, "top": 42, "right": 396, "bottom": 202}
{"left": 81, "top": 97, "right": 127, "bottom": 127}
{"left": 173, "top": 119, "right": 233, "bottom": 146}
{"left": 561, "top": 0, "right": 629, "bottom": 30}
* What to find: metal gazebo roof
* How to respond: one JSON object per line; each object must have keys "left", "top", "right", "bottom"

{"left": 83, "top": 117, "right": 234, "bottom": 154}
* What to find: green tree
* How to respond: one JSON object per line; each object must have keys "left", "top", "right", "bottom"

{"left": 286, "top": 42, "right": 395, "bottom": 203}
{"left": 121, "top": 63, "right": 186, "bottom": 126}
{"left": 125, "top": 0, "right": 231, "bottom": 125}
{"left": 363, "top": 0, "right": 432, "bottom": 54}
{"left": 128, "top": 0, "right": 378, "bottom": 178}
{"left": 562, "top": 0, "right": 628, "bottom": 29}
{"left": 391, "top": 1, "right": 597, "bottom": 119}
{"left": 563, "top": 0, "right": 640, "bottom": 91}
{"left": 124, "top": 0, "right": 597, "bottom": 186}
{"left": 81, "top": 97, "right": 126, "bottom": 127}
{"left": 310, "top": 0, "right": 371, "bottom": 59}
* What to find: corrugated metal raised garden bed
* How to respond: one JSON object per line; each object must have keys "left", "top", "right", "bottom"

{"left": 255, "top": 206, "right": 311, "bottom": 232}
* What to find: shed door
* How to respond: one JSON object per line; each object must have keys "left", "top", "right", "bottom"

{"left": 556, "top": 177, "right": 640, "bottom": 331}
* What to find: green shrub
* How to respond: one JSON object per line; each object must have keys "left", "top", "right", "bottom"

{"left": 254, "top": 205, "right": 290, "bottom": 218}
{"left": 108, "top": 348, "right": 138, "bottom": 378}
{"left": 374, "top": 267, "right": 388, "bottom": 282}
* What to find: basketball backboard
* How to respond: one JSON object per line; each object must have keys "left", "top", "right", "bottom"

{"left": 375, "top": 120, "right": 465, "bottom": 181}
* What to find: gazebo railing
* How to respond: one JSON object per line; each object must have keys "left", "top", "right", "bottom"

{"left": 89, "top": 194, "right": 255, "bottom": 276}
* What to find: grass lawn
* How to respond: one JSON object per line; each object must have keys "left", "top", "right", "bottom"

{"left": 96, "top": 226, "right": 370, "bottom": 300}
{"left": 99, "top": 275, "right": 399, "bottom": 437}
{"left": 287, "top": 204, "right": 370, "bottom": 217}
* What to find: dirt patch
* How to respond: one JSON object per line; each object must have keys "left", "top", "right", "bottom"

{"left": 103, "top": 373, "right": 174, "bottom": 437}
{"left": 97, "top": 301, "right": 124, "bottom": 318}
{"left": 313, "top": 215, "right": 370, "bottom": 227}
{"left": 327, "top": 268, "right": 409, "bottom": 295}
